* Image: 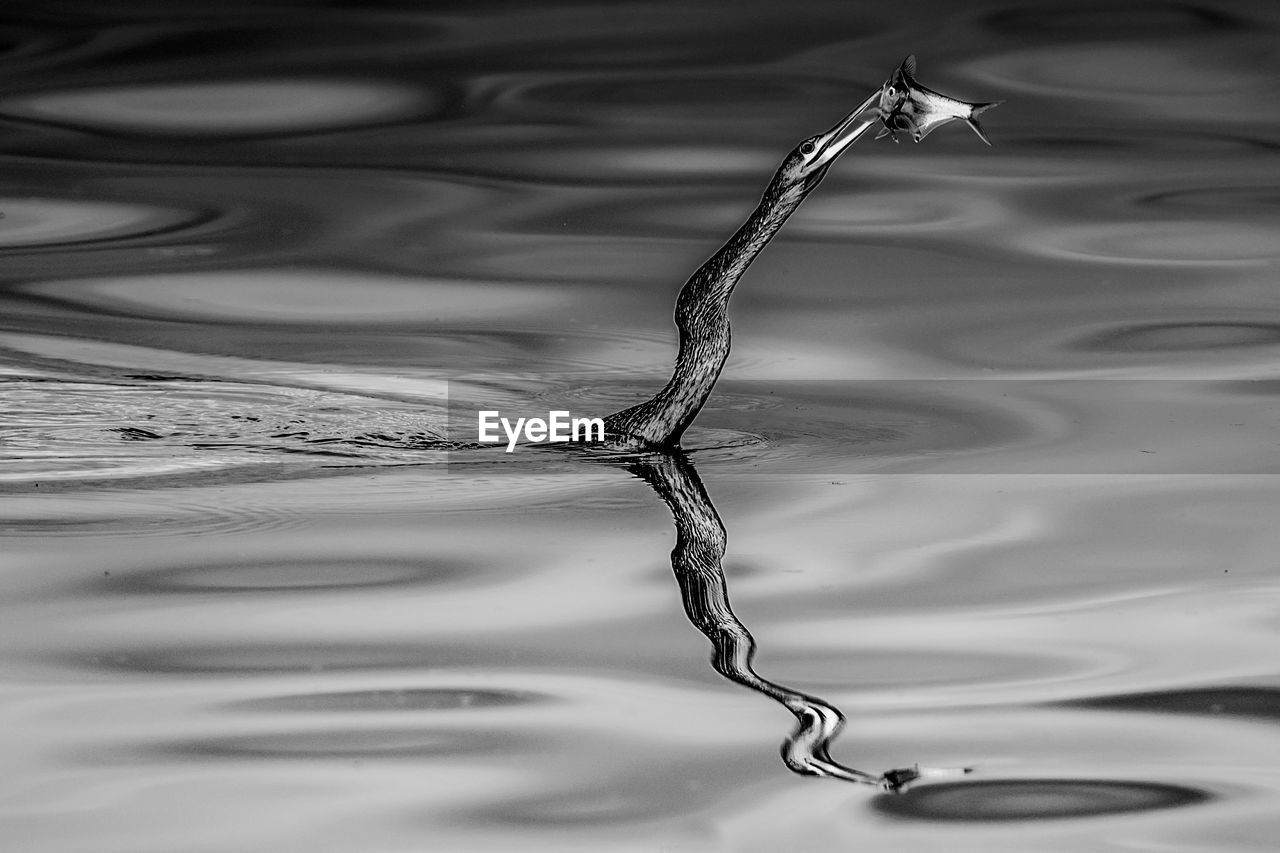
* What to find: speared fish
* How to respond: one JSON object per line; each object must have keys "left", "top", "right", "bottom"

{"left": 875, "top": 55, "right": 1001, "bottom": 145}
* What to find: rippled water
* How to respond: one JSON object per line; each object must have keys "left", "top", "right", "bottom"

{"left": 3, "top": 2, "right": 1279, "bottom": 851}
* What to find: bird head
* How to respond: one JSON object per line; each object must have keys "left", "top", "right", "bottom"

{"left": 779, "top": 92, "right": 880, "bottom": 194}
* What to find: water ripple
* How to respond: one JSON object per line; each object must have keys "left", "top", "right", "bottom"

{"left": 1023, "top": 221, "right": 1278, "bottom": 266}
{"left": 873, "top": 778, "right": 1212, "bottom": 822}
{"left": 143, "top": 728, "right": 519, "bottom": 761}
{"left": 62, "top": 642, "right": 473, "bottom": 676}
{"left": 1134, "top": 184, "right": 1280, "bottom": 214}
{"left": 978, "top": 2, "right": 1248, "bottom": 37}
{"left": 0, "top": 490, "right": 308, "bottom": 539}
{"left": 1063, "top": 685, "right": 1280, "bottom": 721}
{"left": 0, "top": 197, "right": 208, "bottom": 249}
{"left": 94, "top": 556, "right": 480, "bottom": 595}
{"left": 1076, "top": 322, "right": 1280, "bottom": 353}
{"left": 0, "top": 79, "right": 433, "bottom": 137}
{"left": 230, "top": 687, "right": 548, "bottom": 713}
{"left": 0, "top": 376, "right": 448, "bottom": 487}
{"left": 25, "top": 269, "right": 569, "bottom": 324}
{"left": 963, "top": 43, "right": 1266, "bottom": 120}
{"left": 489, "top": 71, "right": 821, "bottom": 123}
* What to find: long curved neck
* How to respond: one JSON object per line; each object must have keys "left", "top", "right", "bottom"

{"left": 605, "top": 167, "right": 811, "bottom": 448}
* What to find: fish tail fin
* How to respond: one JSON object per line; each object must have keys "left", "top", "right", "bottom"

{"left": 965, "top": 101, "right": 1003, "bottom": 146}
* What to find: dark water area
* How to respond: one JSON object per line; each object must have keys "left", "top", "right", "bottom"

{"left": 2, "top": 2, "right": 1279, "bottom": 850}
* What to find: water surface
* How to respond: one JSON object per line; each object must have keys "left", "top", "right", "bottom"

{"left": 2, "top": 2, "right": 1279, "bottom": 851}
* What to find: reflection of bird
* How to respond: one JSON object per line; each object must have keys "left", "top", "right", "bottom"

{"left": 630, "top": 450, "right": 949, "bottom": 790}
{"left": 603, "top": 91, "right": 881, "bottom": 449}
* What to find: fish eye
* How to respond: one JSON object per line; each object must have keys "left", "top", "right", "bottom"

{"left": 800, "top": 140, "right": 815, "bottom": 155}
{"left": 886, "top": 86, "right": 896, "bottom": 97}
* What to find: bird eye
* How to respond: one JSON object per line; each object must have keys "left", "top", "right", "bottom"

{"left": 886, "top": 86, "right": 896, "bottom": 97}
{"left": 800, "top": 140, "right": 815, "bottom": 155}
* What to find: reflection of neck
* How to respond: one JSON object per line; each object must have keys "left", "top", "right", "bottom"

{"left": 605, "top": 168, "right": 810, "bottom": 449}
{"left": 629, "top": 451, "right": 906, "bottom": 786}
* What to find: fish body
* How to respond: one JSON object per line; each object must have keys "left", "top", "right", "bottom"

{"left": 875, "top": 55, "right": 1000, "bottom": 145}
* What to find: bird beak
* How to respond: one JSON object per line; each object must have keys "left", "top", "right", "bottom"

{"left": 808, "top": 90, "right": 881, "bottom": 170}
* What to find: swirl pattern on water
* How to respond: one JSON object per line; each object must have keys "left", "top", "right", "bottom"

{"left": 91, "top": 557, "right": 482, "bottom": 595}
{"left": 0, "top": 197, "right": 209, "bottom": 248}
{"left": 229, "top": 687, "right": 549, "bottom": 713}
{"left": 1, "top": 79, "right": 432, "bottom": 136}
{"left": 873, "top": 778, "right": 1212, "bottom": 822}
{"left": 1063, "top": 685, "right": 1280, "bottom": 720}
{"left": 25, "top": 269, "right": 570, "bottom": 324}
{"left": 977, "top": 2, "right": 1249, "bottom": 37}
{"left": 1076, "top": 322, "right": 1280, "bottom": 353}
{"left": 4, "top": 3, "right": 1280, "bottom": 851}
